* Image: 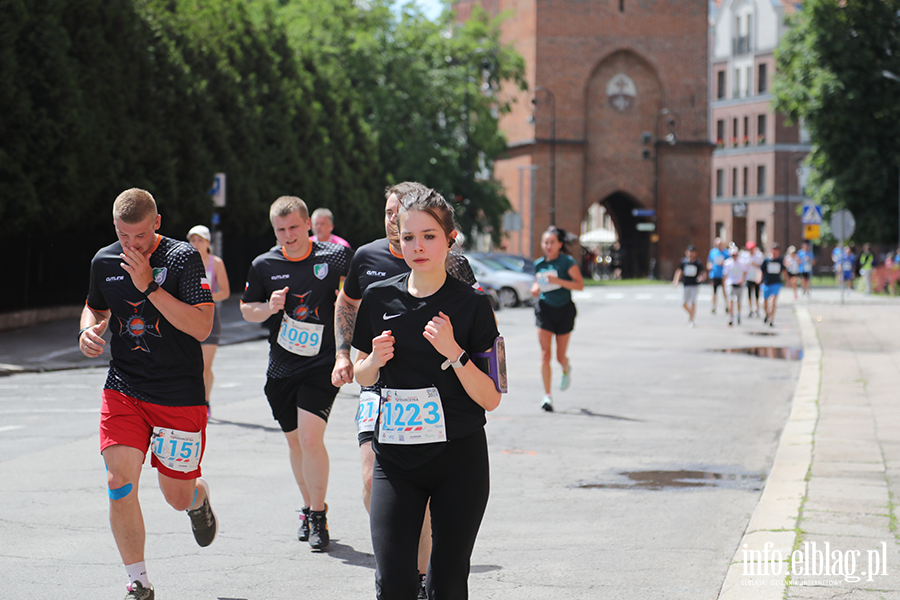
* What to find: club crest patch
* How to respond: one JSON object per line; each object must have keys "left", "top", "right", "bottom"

{"left": 314, "top": 263, "right": 328, "bottom": 280}
{"left": 152, "top": 267, "right": 167, "bottom": 285}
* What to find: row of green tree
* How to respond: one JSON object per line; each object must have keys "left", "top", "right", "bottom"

{"left": 774, "top": 0, "right": 900, "bottom": 246}
{"left": 0, "top": 0, "right": 525, "bottom": 311}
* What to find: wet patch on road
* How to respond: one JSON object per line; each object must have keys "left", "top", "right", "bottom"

{"left": 711, "top": 347, "right": 803, "bottom": 360}
{"left": 575, "top": 469, "right": 766, "bottom": 491}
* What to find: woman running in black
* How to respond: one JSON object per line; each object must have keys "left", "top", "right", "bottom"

{"left": 353, "top": 187, "right": 501, "bottom": 599}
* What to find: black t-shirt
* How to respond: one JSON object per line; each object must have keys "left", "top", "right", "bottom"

{"left": 679, "top": 259, "right": 704, "bottom": 286}
{"left": 242, "top": 242, "right": 352, "bottom": 379}
{"left": 343, "top": 237, "right": 477, "bottom": 301}
{"left": 761, "top": 257, "right": 785, "bottom": 286}
{"left": 344, "top": 238, "right": 480, "bottom": 406}
{"left": 86, "top": 235, "right": 213, "bottom": 406}
{"left": 353, "top": 273, "right": 499, "bottom": 468}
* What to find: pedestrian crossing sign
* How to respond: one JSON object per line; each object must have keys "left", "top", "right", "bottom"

{"left": 801, "top": 204, "right": 822, "bottom": 225}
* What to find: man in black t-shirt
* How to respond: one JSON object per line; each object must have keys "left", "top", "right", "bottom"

{"left": 241, "top": 195, "right": 352, "bottom": 551}
{"left": 759, "top": 243, "right": 785, "bottom": 327}
{"left": 672, "top": 244, "right": 706, "bottom": 328}
{"left": 332, "top": 182, "right": 476, "bottom": 594}
{"left": 79, "top": 188, "right": 217, "bottom": 600}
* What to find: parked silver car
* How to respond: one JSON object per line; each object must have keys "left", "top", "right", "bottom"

{"left": 468, "top": 252, "right": 535, "bottom": 275}
{"left": 465, "top": 255, "right": 535, "bottom": 308}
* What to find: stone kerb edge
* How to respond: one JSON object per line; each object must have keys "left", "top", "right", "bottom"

{"left": 717, "top": 307, "right": 820, "bottom": 599}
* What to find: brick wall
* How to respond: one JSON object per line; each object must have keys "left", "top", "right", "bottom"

{"left": 459, "top": 0, "right": 712, "bottom": 278}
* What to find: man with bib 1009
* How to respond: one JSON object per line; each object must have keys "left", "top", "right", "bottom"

{"left": 353, "top": 187, "right": 503, "bottom": 599}
{"left": 240, "top": 195, "right": 352, "bottom": 550}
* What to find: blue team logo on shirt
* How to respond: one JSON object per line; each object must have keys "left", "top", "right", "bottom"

{"left": 314, "top": 263, "right": 328, "bottom": 280}
{"left": 117, "top": 299, "right": 162, "bottom": 352}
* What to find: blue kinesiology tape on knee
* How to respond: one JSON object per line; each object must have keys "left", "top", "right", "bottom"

{"left": 104, "top": 462, "right": 133, "bottom": 500}
{"left": 191, "top": 487, "right": 198, "bottom": 509}
{"left": 108, "top": 483, "right": 133, "bottom": 500}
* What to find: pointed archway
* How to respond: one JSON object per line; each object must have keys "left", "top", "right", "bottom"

{"left": 599, "top": 192, "right": 652, "bottom": 279}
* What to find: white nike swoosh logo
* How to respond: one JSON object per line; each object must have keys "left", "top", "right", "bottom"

{"left": 382, "top": 313, "right": 402, "bottom": 320}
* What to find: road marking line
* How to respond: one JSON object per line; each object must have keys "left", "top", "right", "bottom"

{"left": 0, "top": 425, "right": 24, "bottom": 433}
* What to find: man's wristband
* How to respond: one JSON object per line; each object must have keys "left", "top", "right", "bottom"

{"left": 78, "top": 326, "right": 91, "bottom": 341}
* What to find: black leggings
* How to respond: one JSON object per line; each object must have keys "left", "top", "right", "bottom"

{"left": 370, "top": 429, "right": 490, "bottom": 600}
{"left": 746, "top": 281, "right": 760, "bottom": 302}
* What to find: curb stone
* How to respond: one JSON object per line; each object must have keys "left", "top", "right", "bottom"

{"left": 718, "top": 307, "right": 821, "bottom": 599}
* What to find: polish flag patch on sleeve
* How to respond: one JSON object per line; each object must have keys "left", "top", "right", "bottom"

{"left": 200, "top": 277, "right": 211, "bottom": 290}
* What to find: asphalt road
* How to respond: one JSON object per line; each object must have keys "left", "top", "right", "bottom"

{"left": 0, "top": 285, "right": 801, "bottom": 599}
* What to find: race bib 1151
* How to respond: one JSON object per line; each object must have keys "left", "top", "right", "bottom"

{"left": 151, "top": 427, "right": 202, "bottom": 473}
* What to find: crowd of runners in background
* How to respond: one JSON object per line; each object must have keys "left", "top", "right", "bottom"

{"left": 674, "top": 237, "right": 900, "bottom": 328}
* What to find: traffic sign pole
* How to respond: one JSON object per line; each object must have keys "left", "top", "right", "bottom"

{"left": 830, "top": 209, "right": 855, "bottom": 305}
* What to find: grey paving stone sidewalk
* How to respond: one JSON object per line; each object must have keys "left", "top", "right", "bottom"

{"left": 720, "top": 302, "right": 900, "bottom": 600}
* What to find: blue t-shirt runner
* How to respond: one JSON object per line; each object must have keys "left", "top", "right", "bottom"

{"left": 707, "top": 247, "right": 728, "bottom": 279}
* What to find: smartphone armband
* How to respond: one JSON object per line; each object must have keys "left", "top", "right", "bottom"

{"left": 473, "top": 336, "right": 508, "bottom": 393}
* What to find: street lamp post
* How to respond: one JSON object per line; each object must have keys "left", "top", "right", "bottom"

{"left": 883, "top": 70, "right": 900, "bottom": 250}
{"left": 458, "top": 47, "right": 493, "bottom": 248}
{"left": 653, "top": 108, "right": 679, "bottom": 279}
{"left": 532, "top": 86, "right": 557, "bottom": 226}
{"left": 784, "top": 156, "right": 790, "bottom": 249}
{"left": 784, "top": 151, "right": 805, "bottom": 249}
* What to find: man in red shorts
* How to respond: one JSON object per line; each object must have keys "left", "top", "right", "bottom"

{"left": 78, "top": 188, "right": 218, "bottom": 600}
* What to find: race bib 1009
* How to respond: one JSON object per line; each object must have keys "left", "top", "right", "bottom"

{"left": 277, "top": 314, "right": 324, "bottom": 356}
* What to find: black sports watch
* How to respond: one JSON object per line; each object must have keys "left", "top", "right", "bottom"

{"left": 441, "top": 350, "right": 470, "bottom": 371}
{"left": 449, "top": 350, "right": 470, "bottom": 369}
{"left": 142, "top": 281, "right": 159, "bottom": 296}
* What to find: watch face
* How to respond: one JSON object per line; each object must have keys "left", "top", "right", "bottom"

{"left": 451, "top": 351, "right": 469, "bottom": 368}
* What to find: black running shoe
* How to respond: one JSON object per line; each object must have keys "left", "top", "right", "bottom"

{"left": 187, "top": 478, "right": 218, "bottom": 547}
{"left": 418, "top": 573, "right": 427, "bottom": 599}
{"left": 298, "top": 506, "right": 310, "bottom": 542}
{"left": 309, "top": 505, "right": 330, "bottom": 550}
{"left": 124, "top": 581, "right": 154, "bottom": 600}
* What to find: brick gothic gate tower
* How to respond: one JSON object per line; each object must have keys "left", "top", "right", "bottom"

{"left": 455, "top": 0, "right": 712, "bottom": 279}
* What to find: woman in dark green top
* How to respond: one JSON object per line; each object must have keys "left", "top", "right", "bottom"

{"left": 530, "top": 227, "right": 584, "bottom": 412}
